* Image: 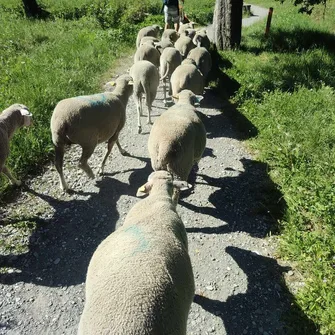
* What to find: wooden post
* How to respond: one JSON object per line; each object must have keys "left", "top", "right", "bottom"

{"left": 265, "top": 7, "right": 273, "bottom": 37}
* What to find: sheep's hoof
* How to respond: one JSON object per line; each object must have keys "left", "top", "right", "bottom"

{"left": 138, "top": 127, "right": 142, "bottom": 134}
{"left": 146, "top": 121, "right": 153, "bottom": 125}
{"left": 97, "top": 169, "right": 104, "bottom": 176}
{"left": 120, "top": 150, "right": 130, "bottom": 156}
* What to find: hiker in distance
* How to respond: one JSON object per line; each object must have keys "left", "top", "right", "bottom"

{"left": 163, "top": 0, "right": 184, "bottom": 31}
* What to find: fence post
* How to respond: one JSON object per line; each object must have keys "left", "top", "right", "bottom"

{"left": 265, "top": 7, "right": 273, "bottom": 37}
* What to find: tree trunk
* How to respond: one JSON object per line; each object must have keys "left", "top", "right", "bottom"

{"left": 213, "top": 0, "right": 243, "bottom": 50}
{"left": 22, "top": 0, "right": 49, "bottom": 18}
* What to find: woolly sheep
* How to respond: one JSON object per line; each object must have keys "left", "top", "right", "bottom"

{"left": 170, "top": 58, "right": 204, "bottom": 97}
{"left": 136, "top": 24, "right": 162, "bottom": 48}
{"left": 178, "top": 22, "right": 196, "bottom": 35}
{"left": 78, "top": 170, "right": 195, "bottom": 335}
{"left": 174, "top": 35, "right": 196, "bottom": 59}
{"left": 192, "top": 30, "right": 210, "bottom": 50}
{"left": 187, "top": 46, "right": 212, "bottom": 81}
{"left": 50, "top": 74, "right": 133, "bottom": 192}
{"left": 161, "top": 29, "right": 180, "bottom": 44}
{"left": 160, "top": 47, "right": 182, "bottom": 106}
{"left": 129, "top": 60, "right": 159, "bottom": 134}
{"left": 148, "top": 90, "right": 206, "bottom": 202}
{"left": 134, "top": 43, "right": 160, "bottom": 68}
{"left": 0, "top": 104, "right": 32, "bottom": 186}
{"left": 182, "top": 28, "right": 197, "bottom": 39}
{"left": 139, "top": 36, "right": 160, "bottom": 48}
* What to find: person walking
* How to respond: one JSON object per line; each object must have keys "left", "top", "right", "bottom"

{"left": 163, "top": 0, "right": 184, "bottom": 31}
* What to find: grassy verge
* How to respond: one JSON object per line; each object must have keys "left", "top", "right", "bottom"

{"left": 0, "top": 0, "right": 162, "bottom": 193}
{"left": 216, "top": 1, "right": 335, "bottom": 333}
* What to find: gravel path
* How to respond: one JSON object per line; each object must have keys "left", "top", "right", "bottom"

{"left": 0, "top": 12, "right": 302, "bottom": 335}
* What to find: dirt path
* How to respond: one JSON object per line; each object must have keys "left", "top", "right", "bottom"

{"left": 0, "top": 12, "right": 308, "bottom": 335}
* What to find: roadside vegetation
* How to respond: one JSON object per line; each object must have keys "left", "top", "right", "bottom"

{"left": 1, "top": 0, "right": 334, "bottom": 333}
{"left": 218, "top": 0, "right": 335, "bottom": 333}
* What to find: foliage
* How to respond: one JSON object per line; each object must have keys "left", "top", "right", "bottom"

{"left": 0, "top": 0, "right": 161, "bottom": 191}
{"left": 217, "top": 0, "right": 335, "bottom": 332}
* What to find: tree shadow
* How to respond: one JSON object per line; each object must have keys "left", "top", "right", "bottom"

{"left": 194, "top": 246, "right": 318, "bottom": 334}
{"left": 183, "top": 158, "right": 285, "bottom": 237}
{"left": 0, "top": 171, "right": 146, "bottom": 287}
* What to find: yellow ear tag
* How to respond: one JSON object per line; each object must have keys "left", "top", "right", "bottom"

{"left": 108, "top": 81, "right": 116, "bottom": 86}
{"left": 138, "top": 185, "right": 146, "bottom": 192}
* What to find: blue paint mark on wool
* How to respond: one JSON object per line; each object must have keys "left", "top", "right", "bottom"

{"left": 77, "top": 94, "right": 108, "bottom": 107}
{"left": 124, "top": 225, "right": 150, "bottom": 256}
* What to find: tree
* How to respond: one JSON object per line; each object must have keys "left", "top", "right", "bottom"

{"left": 213, "top": 0, "right": 243, "bottom": 50}
{"left": 22, "top": 0, "right": 49, "bottom": 18}
{"left": 278, "top": 0, "right": 327, "bottom": 14}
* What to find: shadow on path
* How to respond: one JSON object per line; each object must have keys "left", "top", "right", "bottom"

{"left": 0, "top": 159, "right": 152, "bottom": 287}
{"left": 194, "top": 246, "right": 317, "bottom": 334}
{"left": 183, "top": 158, "right": 285, "bottom": 237}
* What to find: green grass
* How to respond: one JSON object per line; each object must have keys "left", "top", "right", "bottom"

{"left": 216, "top": 0, "right": 335, "bottom": 333}
{"left": 0, "top": 0, "right": 162, "bottom": 191}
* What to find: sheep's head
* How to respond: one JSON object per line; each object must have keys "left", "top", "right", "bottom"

{"left": 173, "top": 90, "right": 203, "bottom": 106}
{"left": 136, "top": 171, "right": 190, "bottom": 197}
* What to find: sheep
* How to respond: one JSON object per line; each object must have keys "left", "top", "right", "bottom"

{"left": 186, "top": 46, "right": 212, "bottom": 82}
{"left": 78, "top": 170, "right": 195, "bottom": 335}
{"left": 161, "top": 29, "right": 180, "bottom": 44}
{"left": 50, "top": 74, "right": 133, "bottom": 192}
{"left": 148, "top": 90, "right": 206, "bottom": 202}
{"left": 136, "top": 24, "right": 162, "bottom": 48}
{"left": 129, "top": 60, "right": 159, "bottom": 134}
{"left": 174, "top": 35, "right": 196, "bottom": 59}
{"left": 154, "top": 39, "right": 174, "bottom": 54}
{"left": 159, "top": 47, "right": 182, "bottom": 106}
{"left": 182, "top": 28, "right": 197, "bottom": 39}
{"left": 170, "top": 58, "right": 204, "bottom": 97}
{"left": 139, "top": 36, "right": 160, "bottom": 47}
{"left": 0, "top": 104, "right": 32, "bottom": 186}
{"left": 134, "top": 43, "right": 160, "bottom": 68}
{"left": 192, "top": 30, "right": 211, "bottom": 50}
{"left": 178, "top": 22, "right": 196, "bottom": 35}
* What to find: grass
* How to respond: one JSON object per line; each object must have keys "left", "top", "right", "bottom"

{"left": 0, "top": 0, "right": 163, "bottom": 192}
{"left": 215, "top": 0, "right": 335, "bottom": 333}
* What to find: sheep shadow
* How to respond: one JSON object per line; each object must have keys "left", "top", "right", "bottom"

{"left": 194, "top": 246, "right": 317, "bottom": 334}
{"left": 0, "top": 160, "right": 152, "bottom": 287}
{"left": 182, "top": 158, "right": 285, "bottom": 237}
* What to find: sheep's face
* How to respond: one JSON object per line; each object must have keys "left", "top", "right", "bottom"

{"left": 136, "top": 171, "right": 190, "bottom": 197}
{"left": 20, "top": 108, "right": 33, "bottom": 127}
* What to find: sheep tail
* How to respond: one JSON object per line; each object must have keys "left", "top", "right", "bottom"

{"left": 160, "top": 64, "right": 169, "bottom": 81}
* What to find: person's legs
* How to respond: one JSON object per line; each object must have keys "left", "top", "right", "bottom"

{"left": 164, "top": 5, "right": 171, "bottom": 30}
{"left": 172, "top": 6, "right": 180, "bottom": 31}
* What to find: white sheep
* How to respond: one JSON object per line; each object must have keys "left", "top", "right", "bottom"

{"left": 178, "top": 22, "right": 196, "bottom": 35}
{"left": 0, "top": 104, "right": 32, "bottom": 186}
{"left": 182, "top": 28, "right": 197, "bottom": 39}
{"left": 174, "top": 35, "right": 196, "bottom": 59}
{"left": 134, "top": 43, "right": 160, "bottom": 68}
{"left": 161, "top": 29, "right": 180, "bottom": 44}
{"left": 50, "top": 74, "right": 133, "bottom": 192}
{"left": 192, "top": 30, "right": 210, "bottom": 50}
{"left": 136, "top": 24, "right": 162, "bottom": 48}
{"left": 187, "top": 46, "right": 212, "bottom": 82}
{"left": 129, "top": 60, "right": 159, "bottom": 134}
{"left": 139, "top": 36, "right": 160, "bottom": 47}
{"left": 78, "top": 170, "right": 195, "bottom": 335}
{"left": 170, "top": 58, "right": 204, "bottom": 97}
{"left": 148, "top": 90, "right": 206, "bottom": 202}
{"left": 160, "top": 47, "right": 182, "bottom": 106}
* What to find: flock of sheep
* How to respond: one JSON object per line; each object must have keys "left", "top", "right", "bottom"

{"left": 0, "top": 21, "right": 213, "bottom": 334}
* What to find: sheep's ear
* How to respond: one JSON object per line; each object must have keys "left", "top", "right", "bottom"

{"left": 136, "top": 183, "right": 151, "bottom": 197}
{"left": 194, "top": 95, "right": 204, "bottom": 106}
{"left": 173, "top": 181, "right": 191, "bottom": 191}
{"left": 128, "top": 80, "right": 134, "bottom": 85}
{"left": 172, "top": 94, "right": 179, "bottom": 100}
{"left": 108, "top": 81, "right": 116, "bottom": 86}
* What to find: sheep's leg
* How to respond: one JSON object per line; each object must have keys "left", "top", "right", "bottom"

{"left": 98, "top": 138, "right": 116, "bottom": 175}
{"left": 163, "top": 77, "right": 167, "bottom": 107}
{"left": 116, "top": 139, "right": 128, "bottom": 156}
{"left": 78, "top": 145, "right": 95, "bottom": 179}
{"left": 54, "top": 145, "right": 69, "bottom": 191}
{"left": 136, "top": 95, "right": 142, "bottom": 134}
{"left": 2, "top": 166, "right": 21, "bottom": 186}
